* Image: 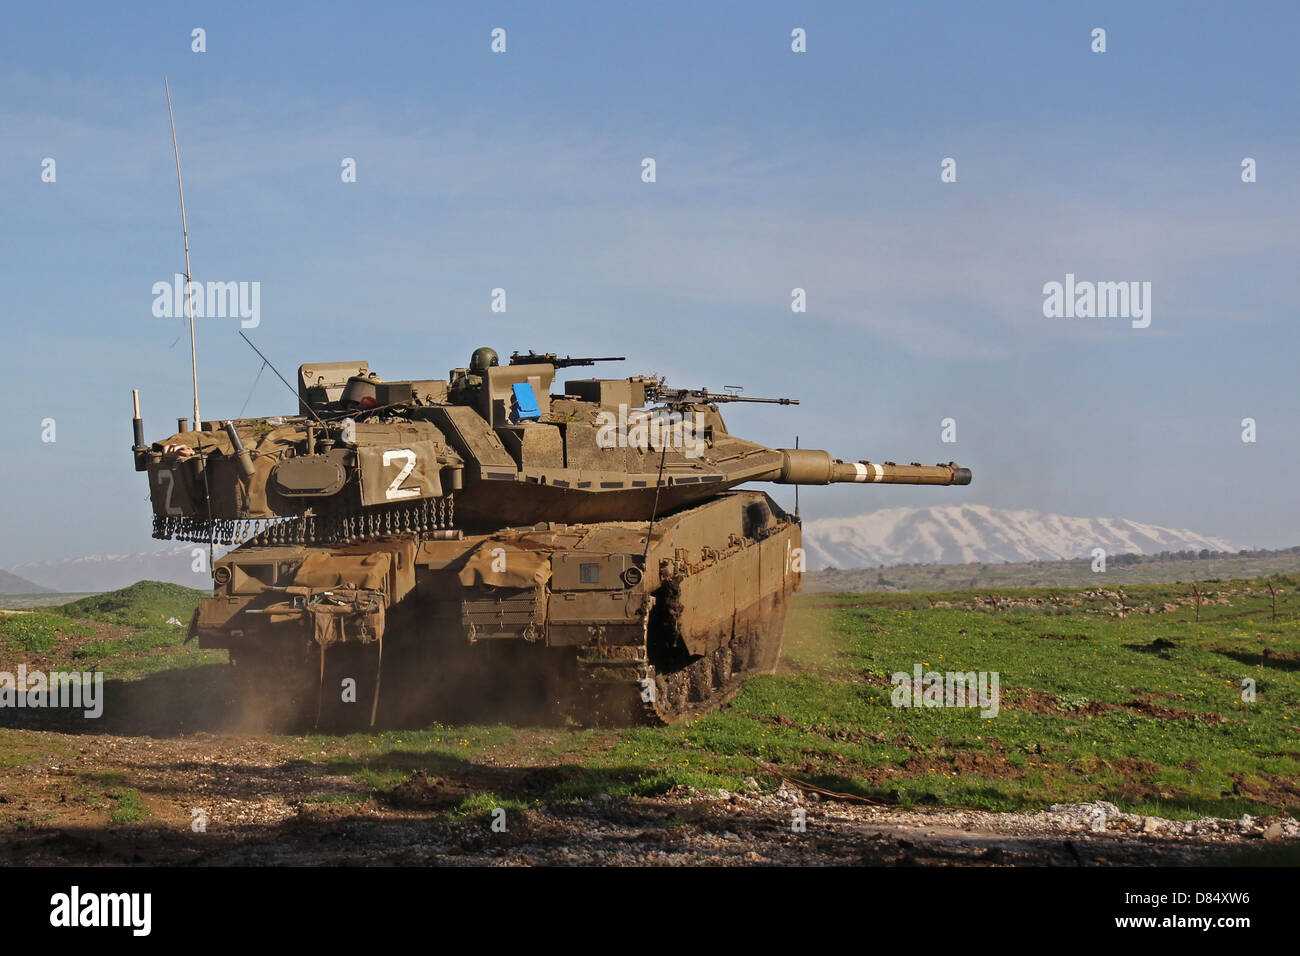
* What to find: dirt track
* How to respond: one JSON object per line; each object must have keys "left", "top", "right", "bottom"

{"left": 2, "top": 728, "right": 1295, "bottom": 866}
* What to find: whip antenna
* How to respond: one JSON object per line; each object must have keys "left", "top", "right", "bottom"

{"left": 238, "top": 332, "right": 326, "bottom": 425}
{"left": 165, "top": 76, "right": 201, "bottom": 430}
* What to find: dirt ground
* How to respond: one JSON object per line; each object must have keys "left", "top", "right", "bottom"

{"left": 2, "top": 728, "right": 1295, "bottom": 866}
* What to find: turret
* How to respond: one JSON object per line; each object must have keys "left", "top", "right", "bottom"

{"left": 132, "top": 347, "right": 971, "bottom": 543}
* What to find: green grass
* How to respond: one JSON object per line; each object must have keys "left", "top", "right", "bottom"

{"left": 3, "top": 574, "right": 1295, "bottom": 826}
{"left": 0, "top": 612, "right": 92, "bottom": 654}
{"left": 284, "top": 575, "right": 1300, "bottom": 821}
{"left": 302, "top": 791, "right": 370, "bottom": 806}
{"left": 700, "top": 577, "right": 1299, "bottom": 816}
{"left": 97, "top": 644, "right": 227, "bottom": 681}
{"left": 107, "top": 787, "right": 149, "bottom": 824}
{"left": 0, "top": 729, "right": 73, "bottom": 768}
{"left": 68, "top": 629, "right": 188, "bottom": 665}
{"left": 0, "top": 580, "right": 221, "bottom": 677}
{"left": 449, "top": 792, "right": 531, "bottom": 820}
{"left": 53, "top": 580, "right": 209, "bottom": 628}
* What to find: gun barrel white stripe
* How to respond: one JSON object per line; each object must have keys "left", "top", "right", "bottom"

{"left": 850, "top": 462, "right": 886, "bottom": 482}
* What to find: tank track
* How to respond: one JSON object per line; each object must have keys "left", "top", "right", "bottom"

{"left": 577, "top": 608, "right": 786, "bottom": 726}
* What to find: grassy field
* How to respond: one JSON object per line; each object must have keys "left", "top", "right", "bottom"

{"left": 806, "top": 548, "right": 1300, "bottom": 593}
{"left": 0, "top": 581, "right": 221, "bottom": 680}
{"left": 1, "top": 575, "right": 1297, "bottom": 823}
{"left": 755, "top": 578, "right": 1299, "bottom": 816}
{"left": 281, "top": 575, "right": 1298, "bottom": 820}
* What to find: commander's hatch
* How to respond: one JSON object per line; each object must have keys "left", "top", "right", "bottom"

{"left": 481, "top": 363, "right": 554, "bottom": 426}
{"left": 298, "top": 361, "right": 369, "bottom": 414}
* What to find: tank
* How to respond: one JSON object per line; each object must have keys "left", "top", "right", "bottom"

{"left": 130, "top": 348, "right": 971, "bottom": 727}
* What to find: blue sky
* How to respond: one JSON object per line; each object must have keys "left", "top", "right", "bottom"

{"left": 2, "top": 1, "right": 1297, "bottom": 562}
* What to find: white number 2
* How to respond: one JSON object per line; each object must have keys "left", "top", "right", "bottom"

{"left": 382, "top": 449, "right": 419, "bottom": 500}
{"left": 156, "top": 470, "right": 183, "bottom": 514}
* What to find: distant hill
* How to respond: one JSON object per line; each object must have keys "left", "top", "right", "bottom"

{"left": 4, "top": 544, "right": 228, "bottom": 593}
{"left": 53, "top": 580, "right": 211, "bottom": 624}
{"left": 0, "top": 569, "right": 53, "bottom": 595}
{"left": 801, "top": 504, "right": 1239, "bottom": 570}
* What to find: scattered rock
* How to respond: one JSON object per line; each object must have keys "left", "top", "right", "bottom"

{"left": 773, "top": 786, "right": 803, "bottom": 806}
{"left": 1045, "top": 801, "right": 1121, "bottom": 831}
{"left": 7, "top": 727, "right": 1298, "bottom": 866}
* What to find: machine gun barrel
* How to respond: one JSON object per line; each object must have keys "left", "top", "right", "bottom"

{"left": 649, "top": 386, "right": 799, "bottom": 406}
{"left": 762, "top": 449, "right": 971, "bottom": 486}
{"left": 509, "top": 351, "right": 625, "bottom": 368}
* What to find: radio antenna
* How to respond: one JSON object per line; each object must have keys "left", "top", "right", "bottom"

{"left": 238, "top": 332, "right": 326, "bottom": 425}
{"left": 165, "top": 76, "right": 201, "bottom": 431}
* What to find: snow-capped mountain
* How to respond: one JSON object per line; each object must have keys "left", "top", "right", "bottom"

{"left": 5, "top": 543, "right": 229, "bottom": 593}
{"left": 3, "top": 506, "right": 1241, "bottom": 591}
{"left": 800, "top": 505, "right": 1238, "bottom": 570}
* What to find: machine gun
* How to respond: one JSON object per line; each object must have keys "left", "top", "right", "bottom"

{"left": 509, "top": 351, "right": 625, "bottom": 369}
{"left": 646, "top": 381, "right": 800, "bottom": 407}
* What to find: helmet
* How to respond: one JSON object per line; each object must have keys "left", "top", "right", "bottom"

{"left": 469, "top": 347, "right": 499, "bottom": 374}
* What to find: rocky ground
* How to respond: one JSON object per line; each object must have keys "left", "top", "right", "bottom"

{"left": 1, "top": 730, "right": 1295, "bottom": 865}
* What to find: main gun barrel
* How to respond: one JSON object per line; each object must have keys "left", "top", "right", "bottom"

{"left": 763, "top": 448, "right": 971, "bottom": 486}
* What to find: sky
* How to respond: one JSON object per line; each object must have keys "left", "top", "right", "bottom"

{"left": 1, "top": 1, "right": 1297, "bottom": 563}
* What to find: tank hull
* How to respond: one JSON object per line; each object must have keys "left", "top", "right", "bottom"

{"left": 191, "top": 490, "right": 801, "bottom": 728}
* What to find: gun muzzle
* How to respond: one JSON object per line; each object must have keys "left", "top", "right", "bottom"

{"left": 767, "top": 449, "right": 971, "bottom": 486}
